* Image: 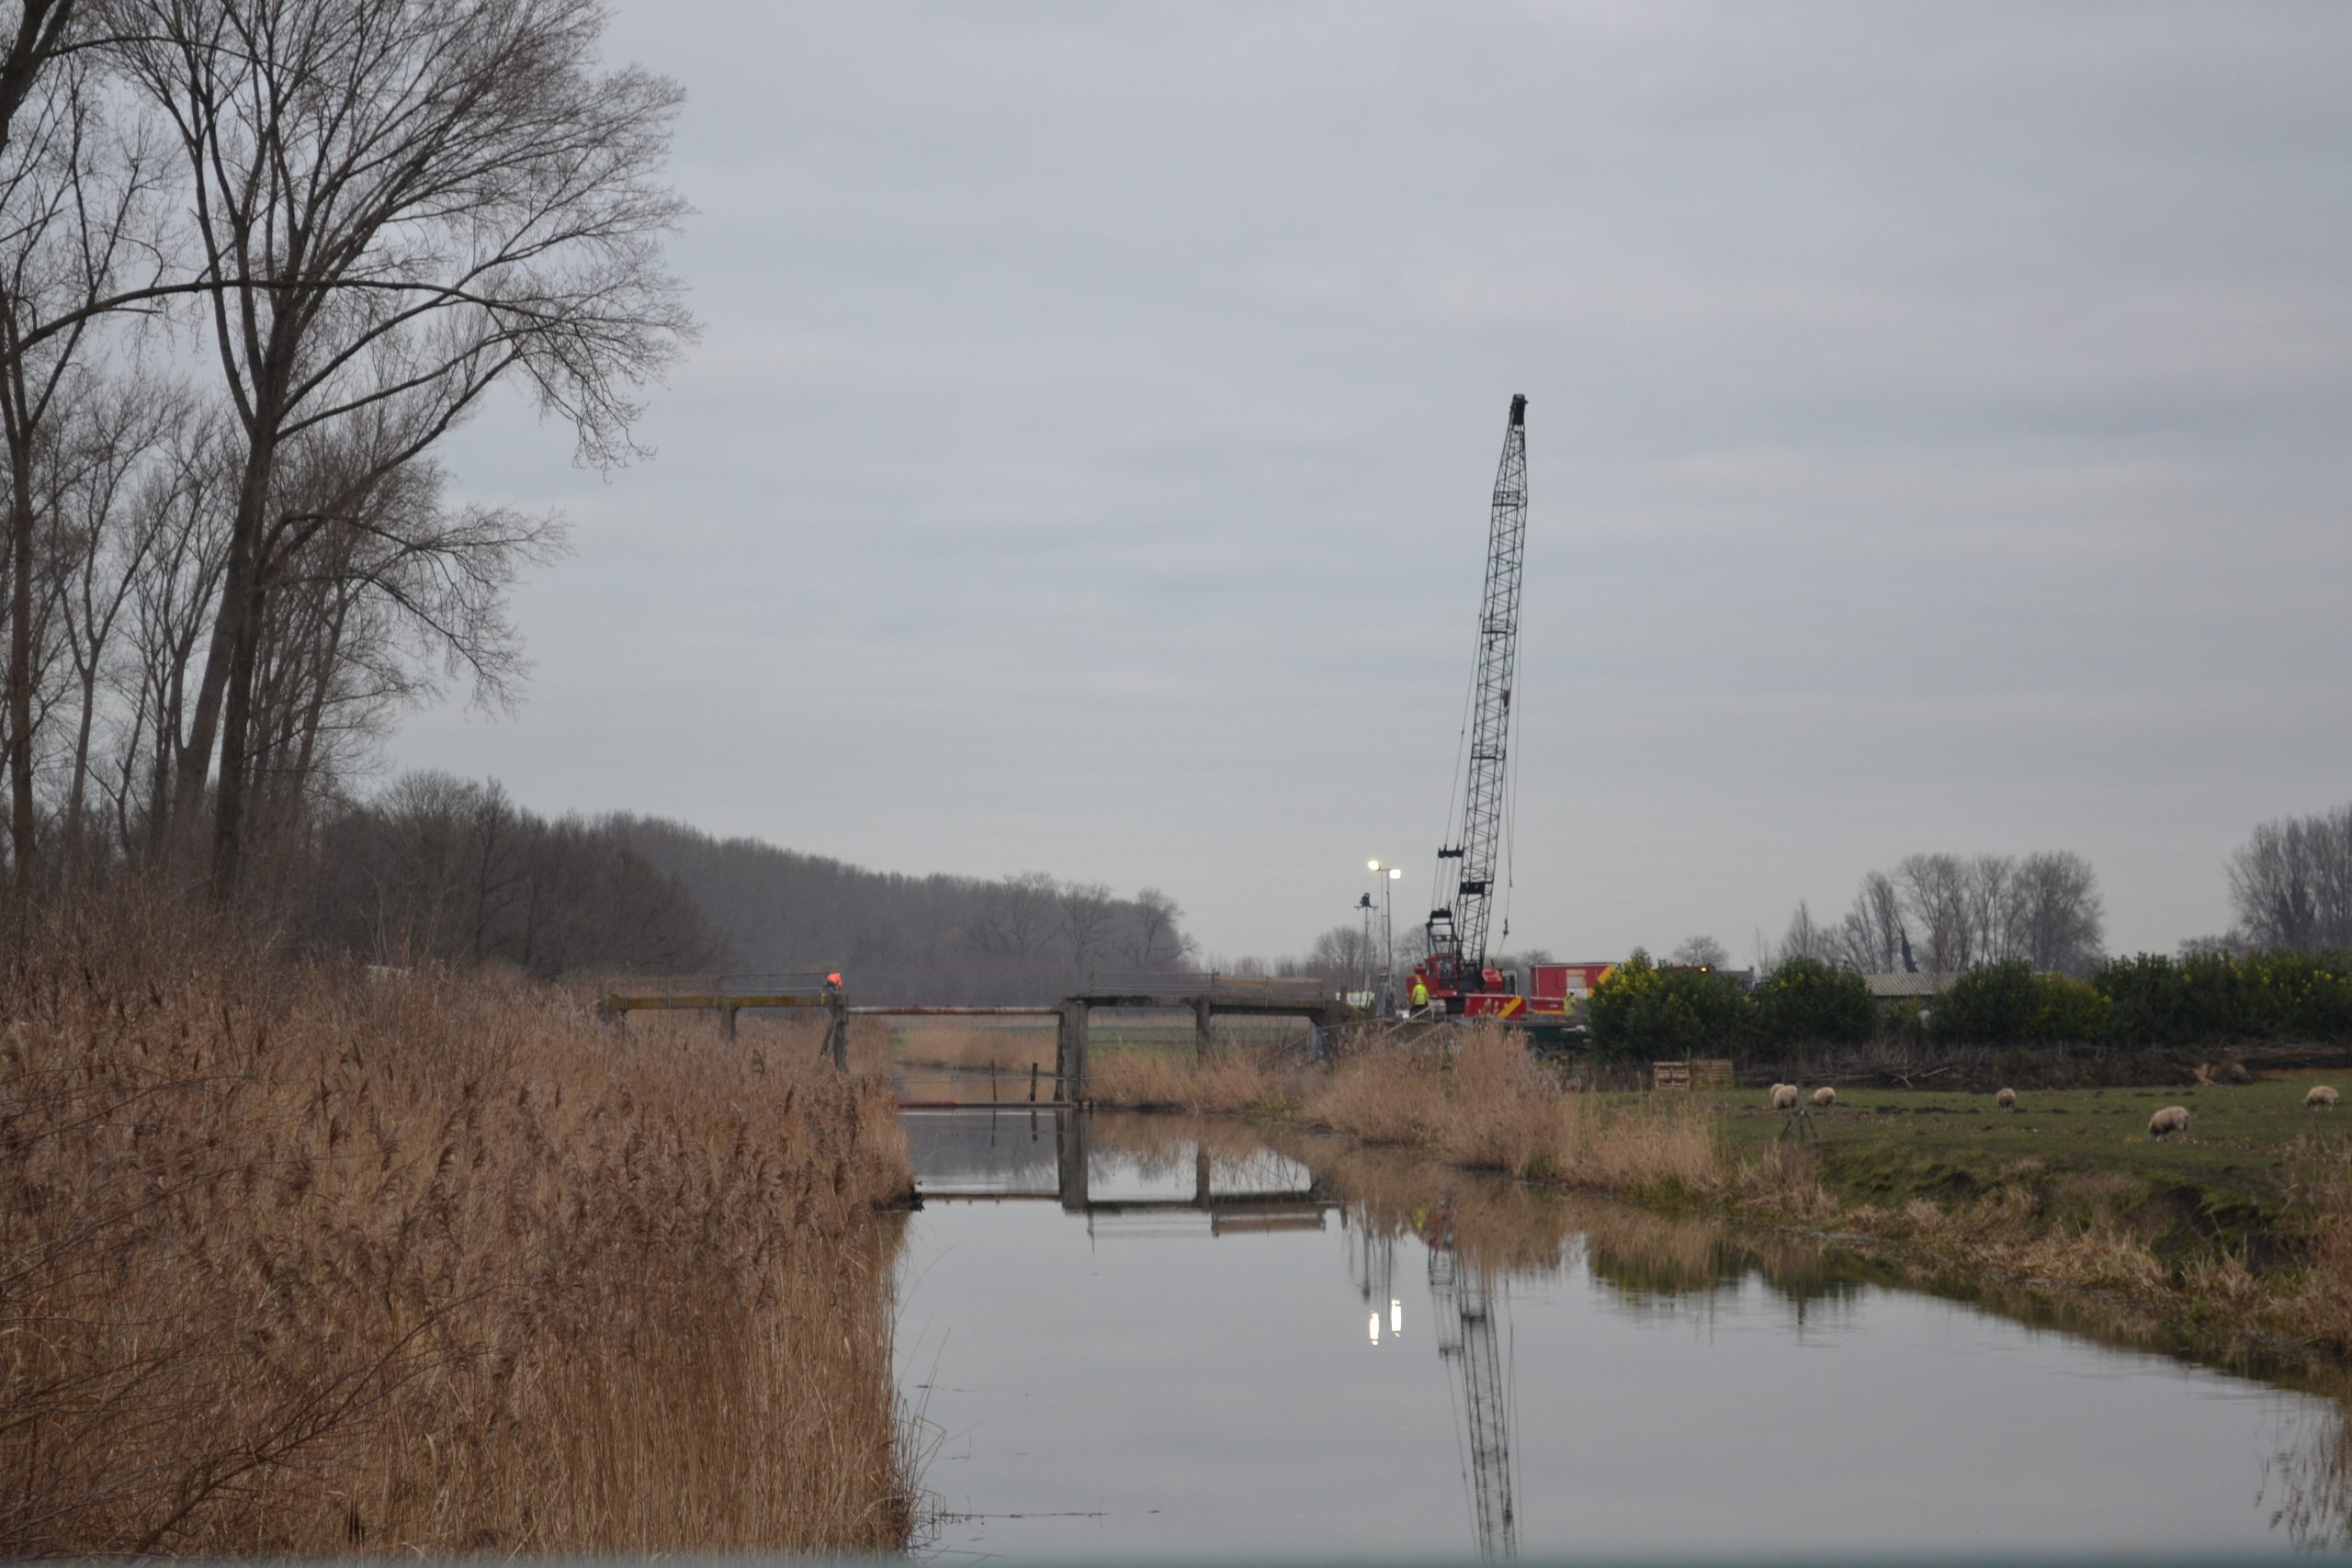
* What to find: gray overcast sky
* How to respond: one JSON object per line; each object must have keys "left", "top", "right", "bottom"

{"left": 403, "top": 2, "right": 2352, "bottom": 965}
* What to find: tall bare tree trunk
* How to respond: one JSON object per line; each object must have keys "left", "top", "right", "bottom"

{"left": 5, "top": 453, "right": 34, "bottom": 893}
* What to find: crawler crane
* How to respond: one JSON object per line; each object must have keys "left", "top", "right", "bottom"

{"left": 1412, "top": 394, "right": 1575, "bottom": 1029}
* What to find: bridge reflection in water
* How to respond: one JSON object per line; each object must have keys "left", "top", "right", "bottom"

{"left": 906, "top": 1109, "right": 1332, "bottom": 1239}
{"left": 903, "top": 1109, "right": 1521, "bottom": 1558}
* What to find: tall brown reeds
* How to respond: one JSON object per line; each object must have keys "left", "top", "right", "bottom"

{"left": 1092, "top": 1022, "right": 1723, "bottom": 1198}
{"left": 1088, "top": 1046, "right": 1297, "bottom": 1115}
{"left": 1, "top": 890, "right": 915, "bottom": 1556}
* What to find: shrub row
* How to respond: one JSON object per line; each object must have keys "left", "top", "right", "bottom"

{"left": 1587, "top": 954, "right": 1872, "bottom": 1060}
{"left": 1587, "top": 949, "right": 2352, "bottom": 1055}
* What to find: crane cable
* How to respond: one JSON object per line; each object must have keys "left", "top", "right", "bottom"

{"left": 1430, "top": 584, "right": 1482, "bottom": 927}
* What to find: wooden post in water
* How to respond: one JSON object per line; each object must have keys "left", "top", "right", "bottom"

{"left": 1193, "top": 998, "right": 1214, "bottom": 1059}
{"left": 1029, "top": 1061, "right": 1039, "bottom": 1102}
{"left": 1056, "top": 1000, "right": 1090, "bottom": 1103}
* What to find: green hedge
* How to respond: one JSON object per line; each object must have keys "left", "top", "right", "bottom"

{"left": 2091, "top": 949, "right": 2352, "bottom": 1046}
{"left": 1587, "top": 953, "right": 1873, "bottom": 1060}
{"left": 1583, "top": 948, "right": 2352, "bottom": 1055}
{"left": 1585, "top": 953, "right": 1754, "bottom": 1060}
{"left": 1928, "top": 961, "right": 2109, "bottom": 1045}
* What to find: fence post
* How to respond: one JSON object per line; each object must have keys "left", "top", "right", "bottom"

{"left": 1193, "top": 997, "right": 1213, "bottom": 1059}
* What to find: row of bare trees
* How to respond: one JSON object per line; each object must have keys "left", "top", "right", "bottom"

{"left": 288, "top": 771, "right": 717, "bottom": 976}
{"left": 1773, "top": 850, "right": 2107, "bottom": 977}
{"left": 605, "top": 814, "right": 1199, "bottom": 1004}
{"left": 0, "top": 0, "right": 690, "bottom": 907}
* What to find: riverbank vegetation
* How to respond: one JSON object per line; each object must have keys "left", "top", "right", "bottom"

{"left": 1587, "top": 946, "right": 2352, "bottom": 1063}
{"left": 1087, "top": 1024, "right": 2352, "bottom": 1360}
{"left": 1, "top": 894, "right": 916, "bottom": 1556}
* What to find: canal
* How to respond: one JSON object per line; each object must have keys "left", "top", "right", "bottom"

{"left": 896, "top": 1109, "right": 2350, "bottom": 1560}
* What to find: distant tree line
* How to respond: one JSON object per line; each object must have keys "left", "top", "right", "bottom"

{"left": 287, "top": 773, "right": 719, "bottom": 977}
{"left": 1770, "top": 850, "right": 2106, "bottom": 978}
{"left": 608, "top": 815, "right": 1195, "bottom": 1004}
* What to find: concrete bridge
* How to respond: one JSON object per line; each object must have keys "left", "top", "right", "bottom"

{"left": 596, "top": 969, "right": 1347, "bottom": 1102}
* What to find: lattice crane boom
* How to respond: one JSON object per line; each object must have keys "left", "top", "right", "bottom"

{"left": 1429, "top": 393, "right": 1529, "bottom": 989}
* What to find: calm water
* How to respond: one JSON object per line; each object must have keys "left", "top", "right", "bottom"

{"left": 896, "top": 1110, "right": 2351, "bottom": 1561}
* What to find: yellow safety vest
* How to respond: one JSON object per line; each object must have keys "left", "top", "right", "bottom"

{"left": 1410, "top": 980, "right": 1429, "bottom": 1007}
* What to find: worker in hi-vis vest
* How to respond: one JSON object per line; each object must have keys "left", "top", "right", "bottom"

{"left": 1408, "top": 975, "right": 1430, "bottom": 1016}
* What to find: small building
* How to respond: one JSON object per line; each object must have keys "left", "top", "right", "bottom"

{"left": 1860, "top": 972, "right": 1947, "bottom": 1001}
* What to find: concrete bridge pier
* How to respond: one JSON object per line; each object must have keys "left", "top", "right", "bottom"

{"left": 1057, "top": 1001, "right": 1090, "bottom": 1103}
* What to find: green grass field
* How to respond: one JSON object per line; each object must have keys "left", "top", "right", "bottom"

{"left": 1701, "top": 1074, "right": 2349, "bottom": 1258}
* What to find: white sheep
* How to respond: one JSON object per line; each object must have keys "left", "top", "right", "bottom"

{"left": 1812, "top": 1086, "right": 1836, "bottom": 1110}
{"left": 1996, "top": 1087, "right": 2017, "bottom": 1111}
{"left": 2308, "top": 1085, "right": 2340, "bottom": 1110}
{"left": 1770, "top": 1083, "right": 1799, "bottom": 1111}
{"left": 2147, "top": 1105, "right": 2190, "bottom": 1139}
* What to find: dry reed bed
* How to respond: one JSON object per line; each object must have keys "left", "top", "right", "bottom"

{"left": 1091, "top": 1023, "right": 1721, "bottom": 1199}
{"left": 1, "top": 897, "right": 915, "bottom": 1557}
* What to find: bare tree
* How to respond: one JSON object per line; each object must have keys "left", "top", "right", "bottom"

{"left": 0, "top": 47, "right": 162, "bottom": 889}
{"left": 1669, "top": 932, "right": 1729, "bottom": 968}
{"left": 2009, "top": 850, "right": 2105, "bottom": 975}
{"left": 1122, "top": 886, "right": 1187, "bottom": 969}
{"left": 1055, "top": 878, "right": 1114, "bottom": 981}
{"left": 976, "top": 870, "right": 1058, "bottom": 961}
{"left": 1778, "top": 900, "right": 1833, "bottom": 965}
{"left": 114, "top": 401, "right": 230, "bottom": 858}
{"left": 113, "top": 0, "right": 693, "bottom": 897}
{"left": 1829, "top": 871, "right": 1905, "bottom": 972}
{"left": 43, "top": 373, "right": 177, "bottom": 875}
{"left": 1306, "top": 922, "right": 1375, "bottom": 987}
{"left": 1962, "top": 852, "right": 2016, "bottom": 964}
{"left": 2230, "top": 804, "right": 2352, "bottom": 953}
{"left": 1897, "top": 852, "right": 1973, "bottom": 974}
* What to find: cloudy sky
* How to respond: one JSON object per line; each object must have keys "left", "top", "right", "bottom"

{"left": 406, "top": 2, "right": 2352, "bottom": 965}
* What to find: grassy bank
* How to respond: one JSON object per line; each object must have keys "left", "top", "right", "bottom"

{"left": 1, "top": 896, "right": 917, "bottom": 1557}
{"left": 1088, "top": 1025, "right": 2352, "bottom": 1359}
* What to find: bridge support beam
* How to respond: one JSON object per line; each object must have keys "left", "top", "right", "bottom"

{"left": 823, "top": 995, "right": 847, "bottom": 1071}
{"left": 1057, "top": 1001, "right": 1090, "bottom": 1103}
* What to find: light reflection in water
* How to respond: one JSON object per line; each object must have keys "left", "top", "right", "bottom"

{"left": 898, "top": 1109, "right": 2349, "bottom": 1562}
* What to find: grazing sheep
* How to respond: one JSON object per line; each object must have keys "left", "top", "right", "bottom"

{"left": 2148, "top": 1105, "right": 2190, "bottom": 1139}
{"left": 1812, "top": 1086, "right": 1836, "bottom": 1109}
{"left": 1996, "top": 1087, "right": 2018, "bottom": 1111}
{"left": 1770, "top": 1084, "right": 1799, "bottom": 1111}
{"left": 2309, "top": 1085, "right": 2341, "bottom": 1110}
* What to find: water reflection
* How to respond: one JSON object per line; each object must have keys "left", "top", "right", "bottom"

{"left": 899, "top": 1110, "right": 2351, "bottom": 1561}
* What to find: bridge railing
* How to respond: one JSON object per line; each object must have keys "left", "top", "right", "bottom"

{"left": 599, "top": 972, "right": 834, "bottom": 1000}
{"left": 1082, "top": 969, "right": 1328, "bottom": 1004}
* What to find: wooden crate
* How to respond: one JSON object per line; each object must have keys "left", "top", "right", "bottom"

{"left": 1690, "top": 1058, "right": 1735, "bottom": 1089}
{"left": 1651, "top": 1061, "right": 1692, "bottom": 1090}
